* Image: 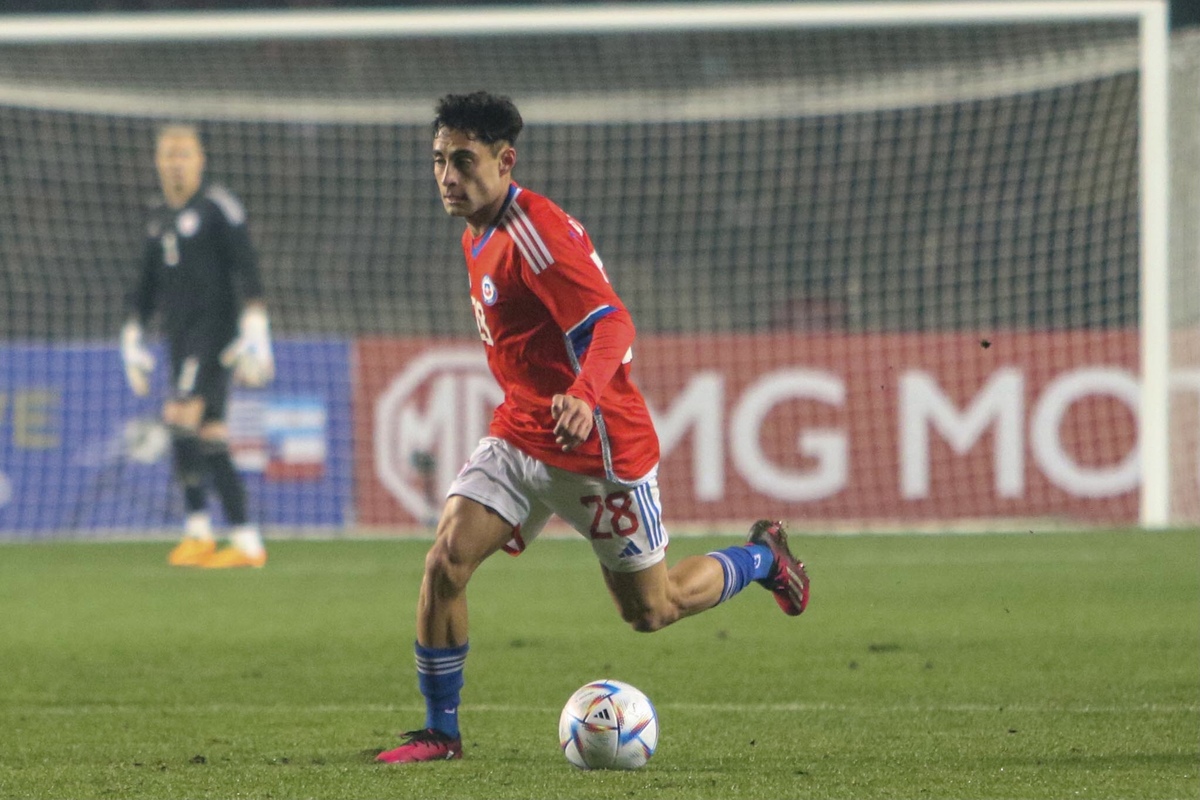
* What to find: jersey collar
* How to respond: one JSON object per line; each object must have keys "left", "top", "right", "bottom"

{"left": 471, "top": 183, "right": 521, "bottom": 258}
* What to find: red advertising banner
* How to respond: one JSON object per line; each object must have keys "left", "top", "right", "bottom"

{"left": 355, "top": 331, "right": 1157, "bottom": 528}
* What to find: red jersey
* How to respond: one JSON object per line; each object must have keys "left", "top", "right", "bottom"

{"left": 462, "top": 183, "right": 659, "bottom": 483}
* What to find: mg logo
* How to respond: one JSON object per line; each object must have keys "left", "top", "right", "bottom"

{"left": 374, "top": 349, "right": 502, "bottom": 522}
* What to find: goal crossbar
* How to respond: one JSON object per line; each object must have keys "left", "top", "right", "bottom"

{"left": 0, "top": 2, "right": 1169, "bottom": 43}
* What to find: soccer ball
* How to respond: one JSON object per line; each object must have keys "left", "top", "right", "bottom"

{"left": 558, "top": 679, "right": 658, "bottom": 770}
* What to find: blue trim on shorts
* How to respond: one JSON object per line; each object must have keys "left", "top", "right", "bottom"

{"left": 635, "top": 482, "right": 664, "bottom": 549}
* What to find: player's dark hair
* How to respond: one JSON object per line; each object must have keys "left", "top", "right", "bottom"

{"left": 433, "top": 91, "right": 523, "bottom": 145}
{"left": 156, "top": 122, "right": 203, "bottom": 146}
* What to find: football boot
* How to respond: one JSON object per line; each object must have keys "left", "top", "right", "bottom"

{"left": 747, "top": 519, "right": 810, "bottom": 616}
{"left": 376, "top": 729, "right": 463, "bottom": 763}
{"left": 167, "top": 537, "right": 216, "bottom": 567}
{"left": 200, "top": 546, "right": 266, "bottom": 569}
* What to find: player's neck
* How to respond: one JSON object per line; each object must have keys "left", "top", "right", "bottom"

{"left": 162, "top": 183, "right": 200, "bottom": 209}
{"left": 465, "top": 184, "right": 513, "bottom": 237}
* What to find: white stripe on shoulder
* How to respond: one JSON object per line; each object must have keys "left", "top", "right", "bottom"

{"left": 503, "top": 203, "right": 554, "bottom": 273}
{"left": 504, "top": 210, "right": 551, "bottom": 274}
{"left": 204, "top": 185, "right": 246, "bottom": 226}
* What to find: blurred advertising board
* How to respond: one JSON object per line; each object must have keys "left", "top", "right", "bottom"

{"left": 0, "top": 340, "right": 352, "bottom": 535}
{"left": 356, "top": 331, "right": 1157, "bottom": 527}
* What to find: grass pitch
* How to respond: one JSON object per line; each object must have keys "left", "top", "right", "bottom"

{"left": 0, "top": 529, "right": 1196, "bottom": 799}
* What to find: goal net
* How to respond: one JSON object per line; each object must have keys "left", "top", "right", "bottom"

{"left": 0, "top": 1, "right": 1185, "bottom": 538}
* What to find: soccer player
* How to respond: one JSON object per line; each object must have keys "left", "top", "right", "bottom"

{"left": 120, "top": 123, "right": 274, "bottom": 569}
{"left": 375, "top": 92, "right": 810, "bottom": 764}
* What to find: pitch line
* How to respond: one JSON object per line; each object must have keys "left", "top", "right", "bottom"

{"left": 6, "top": 701, "right": 1197, "bottom": 716}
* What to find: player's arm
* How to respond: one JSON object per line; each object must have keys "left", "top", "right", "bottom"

{"left": 210, "top": 188, "right": 275, "bottom": 387}
{"left": 551, "top": 310, "right": 635, "bottom": 451}
{"left": 520, "top": 213, "right": 637, "bottom": 450}
{"left": 120, "top": 236, "right": 160, "bottom": 396}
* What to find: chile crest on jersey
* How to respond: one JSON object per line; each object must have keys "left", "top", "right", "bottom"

{"left": 480, "top": 274, "right": 498, "bottom": 306}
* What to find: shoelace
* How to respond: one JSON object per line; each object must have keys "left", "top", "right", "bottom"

{"left": 399, "top": 729, "right": 453, "bottom": 746}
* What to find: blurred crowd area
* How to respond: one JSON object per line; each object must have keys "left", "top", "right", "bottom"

{"left": 0, "top": 0, "right": 1196, "bottom": 27}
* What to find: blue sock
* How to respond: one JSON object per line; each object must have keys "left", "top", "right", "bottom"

{"left": 706, "top": 544, "right": 774, "bottom": 605}
{"left": 415, "top": 641, "right": 468, "bottom": 738}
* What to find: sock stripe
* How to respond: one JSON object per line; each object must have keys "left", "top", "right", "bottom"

{"left": 415, "top": 642, "right": 468, "bottom": 738}
{"left": 416, "top": 654, "right": 468, "bottom": 675}
{"left": 415, "top": 641, "right": 470, "bottom": 676}
{"left": 707, "top": 550, "right": 737, "bottom": 604}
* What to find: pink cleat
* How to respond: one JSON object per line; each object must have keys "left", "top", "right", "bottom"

{"left": 376, "top": 729, "right": 463, "bottom": 763}
{"left": 747, "top": 519, "right": 810, "bottom": 616}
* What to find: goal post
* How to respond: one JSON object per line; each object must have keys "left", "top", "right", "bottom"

{"left": 0, "top": 1, "right": 1182, "bottom": 537}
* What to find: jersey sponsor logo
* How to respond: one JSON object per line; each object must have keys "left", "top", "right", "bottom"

{"left": 161, "top": 232, "right": 180, "bottom": 267}
{"left": 480, "top": 274, "right": 498, "bottom": 306}
{"left": 176, "top": 209, "right": 201, "bottom": 237}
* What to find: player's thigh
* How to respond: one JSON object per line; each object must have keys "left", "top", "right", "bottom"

{"left": 542, "top": 469, "right": 668, "bottom": 574}
{"left": 198, "top": 420, "right": 228, "bottom": 442}
{"left": 166, "top": 351, "right": 228, "bottom": 425}
{"left": 430, "top": 494, "right": 519, "bottom": 570}
{"left": 162, "top": 396, "right": 205, "bottom": 429}
{"left": 601, "top": 559, "right": 672, "bottom": 624}
{"left": 435, "top": 438, "right": 551, "bottom": 571}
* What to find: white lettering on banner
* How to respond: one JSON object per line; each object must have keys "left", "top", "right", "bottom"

{"left": 730, "top": 369, "right": 847, "bottom": 501}
{"left": 648, "top": 372, "right": 724, "bottom": 500}
{"left": 1030, "top": 368, "right": 1139, "bottom": 497}
{"left": 375, "top": 349, "right": 501, "bottom": 520}
{"left": 900, "top": 369, "right": 1024, "bottom": 499}
{"left": 373, "top": 347, "right": 1152, "bottom": 514}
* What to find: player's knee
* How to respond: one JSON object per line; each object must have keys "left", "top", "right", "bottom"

{"left": 164, "top": 403, "right": 198, "bottom": 432}
{"left": 627, "top": 612, "right": 670, "bottom": 633}
{"left": 620, "top": 603, "right": 677, "bottom": 633}
{"left": 198, "top": 422, "right": 227, "bottom": 442}
{"left": 423, "top": 537, "right": 474, "bottom": 598}
{"left": 163, "top": 399, "right": 204, "bottom": 429}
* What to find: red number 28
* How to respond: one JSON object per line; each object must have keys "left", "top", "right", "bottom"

{"left": 579, "top": 492, "right": 640, "bottom": 539}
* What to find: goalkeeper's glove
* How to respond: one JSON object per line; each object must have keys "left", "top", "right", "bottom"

{"left": 120, "top": 321, "right": 155, "bottom": 397}
{"left": 220, "top": 305, "right": 275, "bottom": 387}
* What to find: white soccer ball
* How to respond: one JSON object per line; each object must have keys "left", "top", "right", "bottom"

{"left": 558, "top": 679, "right": 658, "bottom": 770}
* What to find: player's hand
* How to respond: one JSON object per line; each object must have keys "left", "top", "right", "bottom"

{"left": 551, "top": 394, "right": 594, "bottom": 452}
{"left": 220, "top": 305, "right": 275, "bottom": 387}
{"left": 120, "top": 321, "right": 155, "bottom": 397}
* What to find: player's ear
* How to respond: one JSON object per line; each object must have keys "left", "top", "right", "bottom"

{"left": 498, "top": 144, "right": 516, "bottom": 176}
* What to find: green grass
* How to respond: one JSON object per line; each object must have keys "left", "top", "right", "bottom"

{"left": 0, "top": 530, "right": 1197, "bottom": 799}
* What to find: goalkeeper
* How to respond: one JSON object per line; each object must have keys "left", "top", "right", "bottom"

{"left": 121, "top": 123, "right": 273, "bottom": 569}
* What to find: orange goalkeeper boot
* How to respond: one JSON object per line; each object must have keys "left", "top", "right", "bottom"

{"left": 167, "top": 537, "right": 216, "bottom": 567}
{"left": 200, "top": 546, "right": 267, "bottom": 569}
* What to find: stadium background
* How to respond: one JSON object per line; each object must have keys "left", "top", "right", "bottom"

{"left": 0, "top": 2, "right": 1197, "bottom": 536}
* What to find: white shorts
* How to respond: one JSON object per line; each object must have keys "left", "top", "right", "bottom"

{"left": 447, "top": 437, "right": 668, "bottom": 573}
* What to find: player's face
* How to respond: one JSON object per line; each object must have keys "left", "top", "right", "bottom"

{"left": 155, "top": 131, "right": 205, "bottom": 208}
{"left": 433, "top": 126, "right": 515, "bottom": 234}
